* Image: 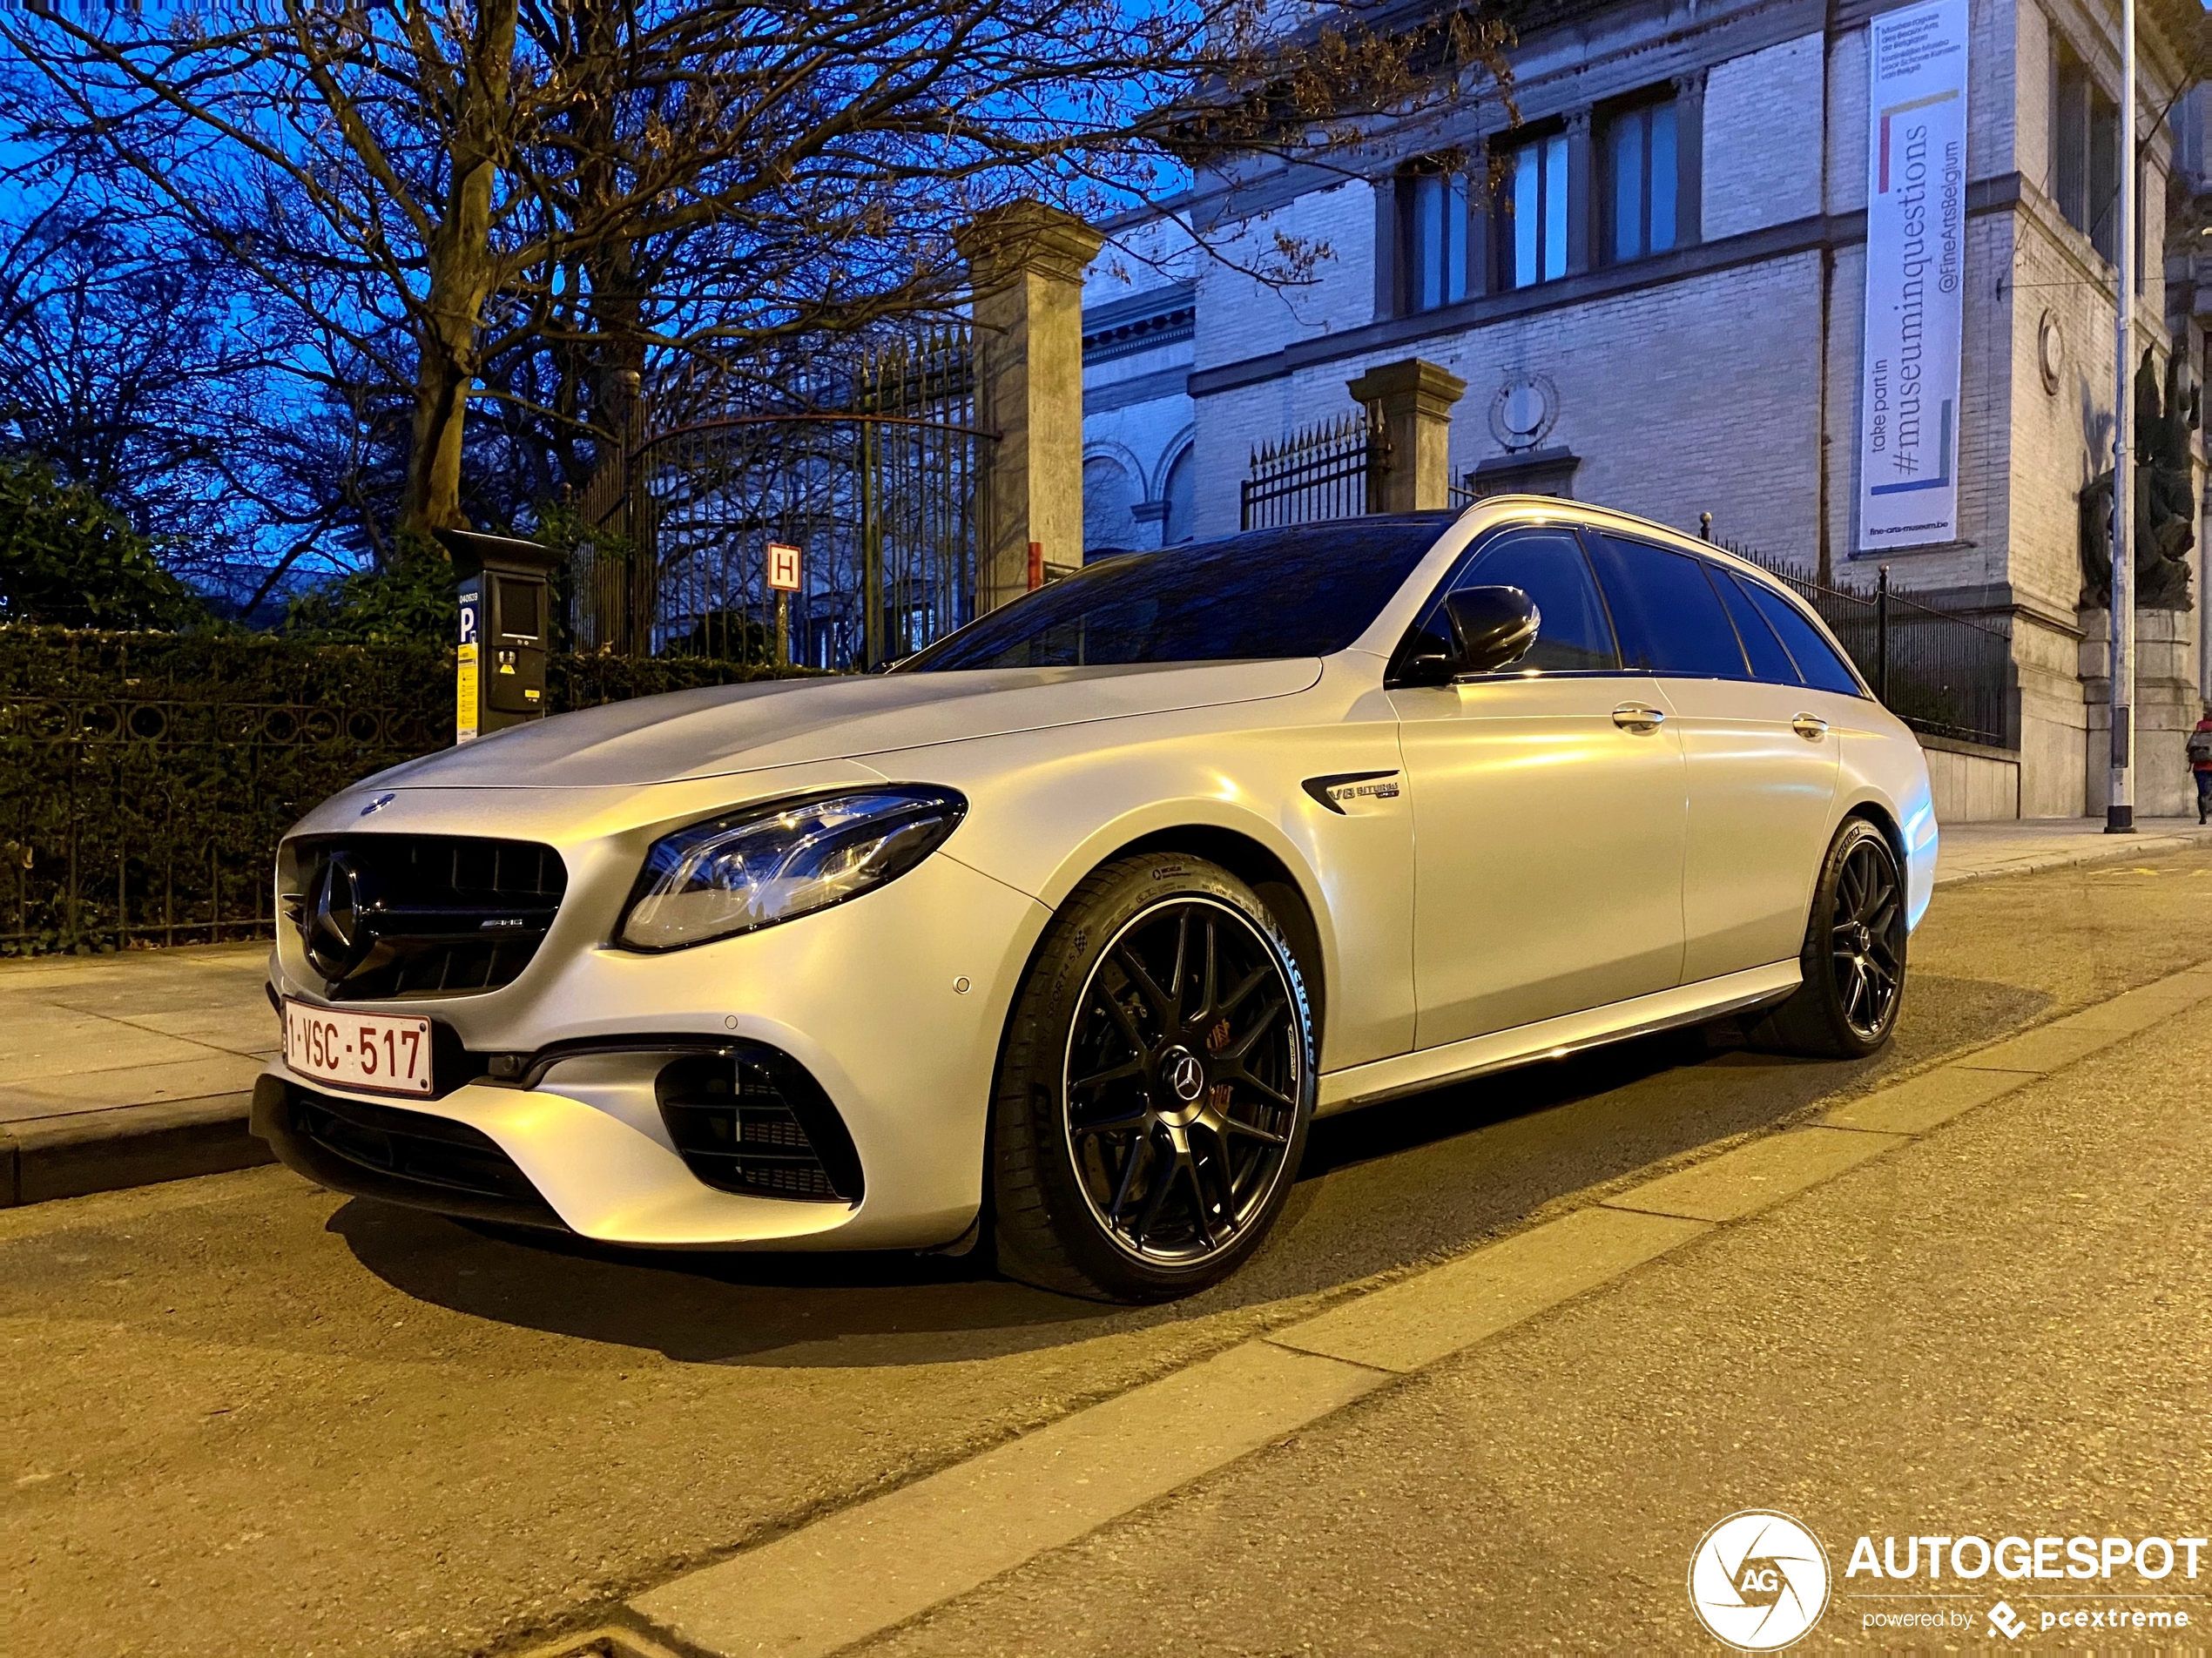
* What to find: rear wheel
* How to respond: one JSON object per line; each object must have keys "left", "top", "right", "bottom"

{"left": 989, "top": 854, "right": 1315, "bottom": 1303}
{"left": 1746, "top": 818, "right": 1907, "bottom": 1059}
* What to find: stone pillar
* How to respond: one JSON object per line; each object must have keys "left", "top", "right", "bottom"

{"left": 1564, "top": 111, "right": 1595, "bottom": 276}
{"left": 1346, "top": 359, "right": 1469, "bottom": 512}
{"left": 1467, "top": 144, "right": 1494, "bottom": 298}
{"left": 1672, "top": 71, "right": 1708, "bottom": 246}
{"left": 958, "top": 202, "right": 1103, "bottom": 614}
{"left": 2082, "top": 605, "right": 2199, "bottom": 816}
{"left": 1372, "top": 176, "right": 1402, "bottom": 321}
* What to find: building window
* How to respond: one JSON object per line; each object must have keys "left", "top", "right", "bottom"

{"left": 1602, "top": 98, "right": 1678, "bottom": 263}
{"left": 1399, "top": 165, "right": 1474, "bottom": 312}
{"left": 2053, "top": 39, "right": 2121, "bottom": 260}
{"left": 1161, "top": 443, "right": 1197, "bottom": 544}
{"left": 1495, "top": 130, "right": 1568, "bottom": 289}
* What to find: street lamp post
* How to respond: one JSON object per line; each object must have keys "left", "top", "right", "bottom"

{"left": 2107, "top": 0, "right": 2137, "bottom": 832}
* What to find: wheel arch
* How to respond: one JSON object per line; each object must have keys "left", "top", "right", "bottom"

{"left": 1021, "top": 809, "right": 1335, "bottom": 1055}
{"left": 1840, "top": 796, "right": 1906, "bottom": 867}
{"left": 1111, "top": 825, "right": 1329, "bottom": 1043}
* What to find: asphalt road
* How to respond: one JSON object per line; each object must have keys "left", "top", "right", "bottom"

{"left": 865, "top": 912, "right": 2212, "bottom": 1655}
{"left": 6, "top": 849, "right": 2212, "bottom": 1657}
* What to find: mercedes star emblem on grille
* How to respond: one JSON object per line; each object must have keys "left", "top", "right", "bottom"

{"left": 303, "top": 853, "right": 370, "bottom": 981}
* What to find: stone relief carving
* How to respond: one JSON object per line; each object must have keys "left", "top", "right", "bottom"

{"left": 2080, "top": 347, "right": 2198, "bottom": 611}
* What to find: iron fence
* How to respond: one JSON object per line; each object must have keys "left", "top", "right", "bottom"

{"left": 1240, "top": 408, "right": 1391, "bottom": 530}
{"left": 0, "top": 694, "right": 443, "bottom": 951}
{"left": 1727, "top": 543, "right": 2014, "bottom": 750}
{"left": 0, "top": 634, "right": 813, "bottom": 955}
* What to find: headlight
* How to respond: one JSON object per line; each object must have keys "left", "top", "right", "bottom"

{"left": 616, "top": 787, "right": 966, "bottom": 951}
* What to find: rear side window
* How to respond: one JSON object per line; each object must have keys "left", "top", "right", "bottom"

{"left": 1585, "top": 534, "right": 1749, "bottom": 678}
{"left": 1453, "top": 528, "right": 1621, "bottom": 672}
{"left": 1711, "top": 569, "right": 1800, "bottom": 684}
{"left": 1737, "top": 576, "right": 1864, "bottom": 695}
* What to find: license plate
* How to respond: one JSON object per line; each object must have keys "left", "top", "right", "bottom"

{"left": 283, "top": 999, "right": 434, "bottom": 1097}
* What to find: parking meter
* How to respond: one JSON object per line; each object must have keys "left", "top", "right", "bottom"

{"left": 439, "top": 529, "right": 563, "bottom": 743}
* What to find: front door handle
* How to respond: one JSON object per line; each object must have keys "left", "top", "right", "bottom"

{"left": 1792, "top": 713, "right": 1830, "bottom": 742}
{"left": 1612, "top": 704, "right": 1666, "bottom": 734}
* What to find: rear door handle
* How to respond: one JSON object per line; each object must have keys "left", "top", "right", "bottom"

{"left": 1792, "top": 713, "right": 1829, "bottom": 742}
{"left": 1612, "top": 704, "right": 1665, "bottom": 734}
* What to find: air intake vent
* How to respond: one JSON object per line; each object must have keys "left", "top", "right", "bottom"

{"left": 287, "top": 1084, "right": 559, "bottom": 1223}
{"left": 656, "top": 1048, "right": 863, "bottom": 1204}
{"left": 289, "top": 835, "right": 567, "bottom": 1001}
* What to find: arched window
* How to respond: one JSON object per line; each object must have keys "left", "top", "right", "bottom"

{"left": 1083, "top": 455, "right": 1139, "bottom": 556}
{"left": 1161, "top": 445, "right": 1197, "bottom": 545}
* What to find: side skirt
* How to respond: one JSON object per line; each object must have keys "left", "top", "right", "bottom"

{"left": 1315, "top": 962, "right": 1802, "bottom": 1117}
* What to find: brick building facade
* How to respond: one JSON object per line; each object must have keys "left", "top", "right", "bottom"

{"left": 1079, "top": 0, "right": 2202, "bottom": 822}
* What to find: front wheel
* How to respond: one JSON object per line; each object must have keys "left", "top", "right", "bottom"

{"left": 989, "top": 854, "right": 1316, "bottom": 1303}
{"left": 1746, "top": 818, "right": 1908, "bottom": 1059}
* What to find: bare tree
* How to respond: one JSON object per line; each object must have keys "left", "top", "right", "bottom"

{"left": 3, "top": 0, "right": 1507, "bottom": 546}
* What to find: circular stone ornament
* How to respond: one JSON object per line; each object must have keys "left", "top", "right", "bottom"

{"left": 1489, "top": 374, "right": 1560, "bottom": 451}
{"left": 2038, "top": 308, "right": 2063, "bottom": 394}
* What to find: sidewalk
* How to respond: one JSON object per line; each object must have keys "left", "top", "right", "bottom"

{"left": 3, "top": 815, "right": 2208, "bottom": 1210}
{"left": 0, "top": 942, "right": 275, "bottom": 1205}
{"left": 1933, "top": 812, "right": 2212, "bottom": 884}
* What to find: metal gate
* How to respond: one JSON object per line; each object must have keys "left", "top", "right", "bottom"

{"left": 572, "top": 331, "right": 990, "bottom": 670}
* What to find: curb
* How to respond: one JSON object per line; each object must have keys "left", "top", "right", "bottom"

{"left": 0, "top": 1094, "right": 273, "bottom": 1209}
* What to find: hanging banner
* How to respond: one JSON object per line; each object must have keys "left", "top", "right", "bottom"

{"left": 1857, "top": 0, "right": 1968, "bottom": 552}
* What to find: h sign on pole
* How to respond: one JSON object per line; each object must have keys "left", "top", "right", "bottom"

{"left": 767, "top": 542, "right": 802, "bottom": 593}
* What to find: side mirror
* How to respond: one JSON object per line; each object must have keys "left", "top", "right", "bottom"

{"left": 1442, "top": 585, "right": 1541, "bottom": 675}
{"left": 1391, "top": 585, "right": 1541, "bottom": 687}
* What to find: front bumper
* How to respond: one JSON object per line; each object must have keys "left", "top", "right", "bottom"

{"left": 258, "top": 848, "right": 1051, "bottom": 1250}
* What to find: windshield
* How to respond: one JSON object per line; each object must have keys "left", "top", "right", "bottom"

{"left": 897, "top": 517, "right": 1455, "bottom": 672}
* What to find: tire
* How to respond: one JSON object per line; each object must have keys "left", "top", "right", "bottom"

{"left": 1746, "top": 817, "right": 1909, "bottom": 1059}
{"left": 989, "top": 853, "right": 1317, "bottom": 1303}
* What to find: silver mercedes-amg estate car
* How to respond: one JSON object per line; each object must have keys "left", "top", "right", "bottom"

{"left": 255, "top": 497, "right": 1936, "bottom": 1302}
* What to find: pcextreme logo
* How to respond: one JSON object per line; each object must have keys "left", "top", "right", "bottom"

{"left": 1689, "top": 1510, "right": 1833, "bottom": 1650}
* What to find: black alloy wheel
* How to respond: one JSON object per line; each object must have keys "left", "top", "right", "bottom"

{"left": 990, "top": 855, "right": 1316, "bottom": 1302}
{"left": 1829, "top": 831, "right": 1906, "bottom": 1041}
{"left": 1746, "top": 817, "right": 1909, "bottom": 1059}
{"left": 1062, "top": 898, "right": 1301, "bottom": 1266}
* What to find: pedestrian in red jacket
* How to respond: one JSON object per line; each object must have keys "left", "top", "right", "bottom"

{"left": 2190, "top": 709, "right": 2212, "bottom": 824}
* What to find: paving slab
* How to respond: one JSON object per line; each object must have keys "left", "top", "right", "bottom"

{"left": 1820, "top": 1063, "right": 2036, "bottom": 1135}
{"left": 1266, "top": 1205, "right": 1708, "bottom": 1376}
{"left": 1598, "top": 1125, "right": 1907, "bottom": 1223}
{"left": 1950, "top": 1021, "right": 2128, "bottom": 1074}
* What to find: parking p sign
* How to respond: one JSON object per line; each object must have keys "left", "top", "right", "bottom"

{"left": 767, "top": 542, "right": 802, "bottom": 592}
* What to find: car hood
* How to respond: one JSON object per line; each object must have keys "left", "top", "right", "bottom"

{"left": 369, "top": 658, "right": 1325, "bottom": 788}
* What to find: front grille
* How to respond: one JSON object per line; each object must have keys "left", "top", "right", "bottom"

{"left": 289, "top": 835, "right": 567, "bottom": 1000}
{"left": 656, "top": 1048, "right": 863, "bottom": 1204}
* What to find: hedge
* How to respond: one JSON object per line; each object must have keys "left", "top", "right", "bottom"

{"left": 0, "top": 625, "right": 822, "bottom": 954}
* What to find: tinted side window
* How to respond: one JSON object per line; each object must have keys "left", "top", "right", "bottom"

{"left": 901, "top": 521, "right": 1448, "bottom": 671}
{"left": 1712, "top": 568, "right": 1801, "bottom": 684}
{"left": 1584, "top": 534, "right": 1750, "bottom": 677}
{"left": 1455, "top": 529, "right": 1620, "bottom": 671}
{"left": 1739, "top": 578, "right": 1864, "bottom": 695}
